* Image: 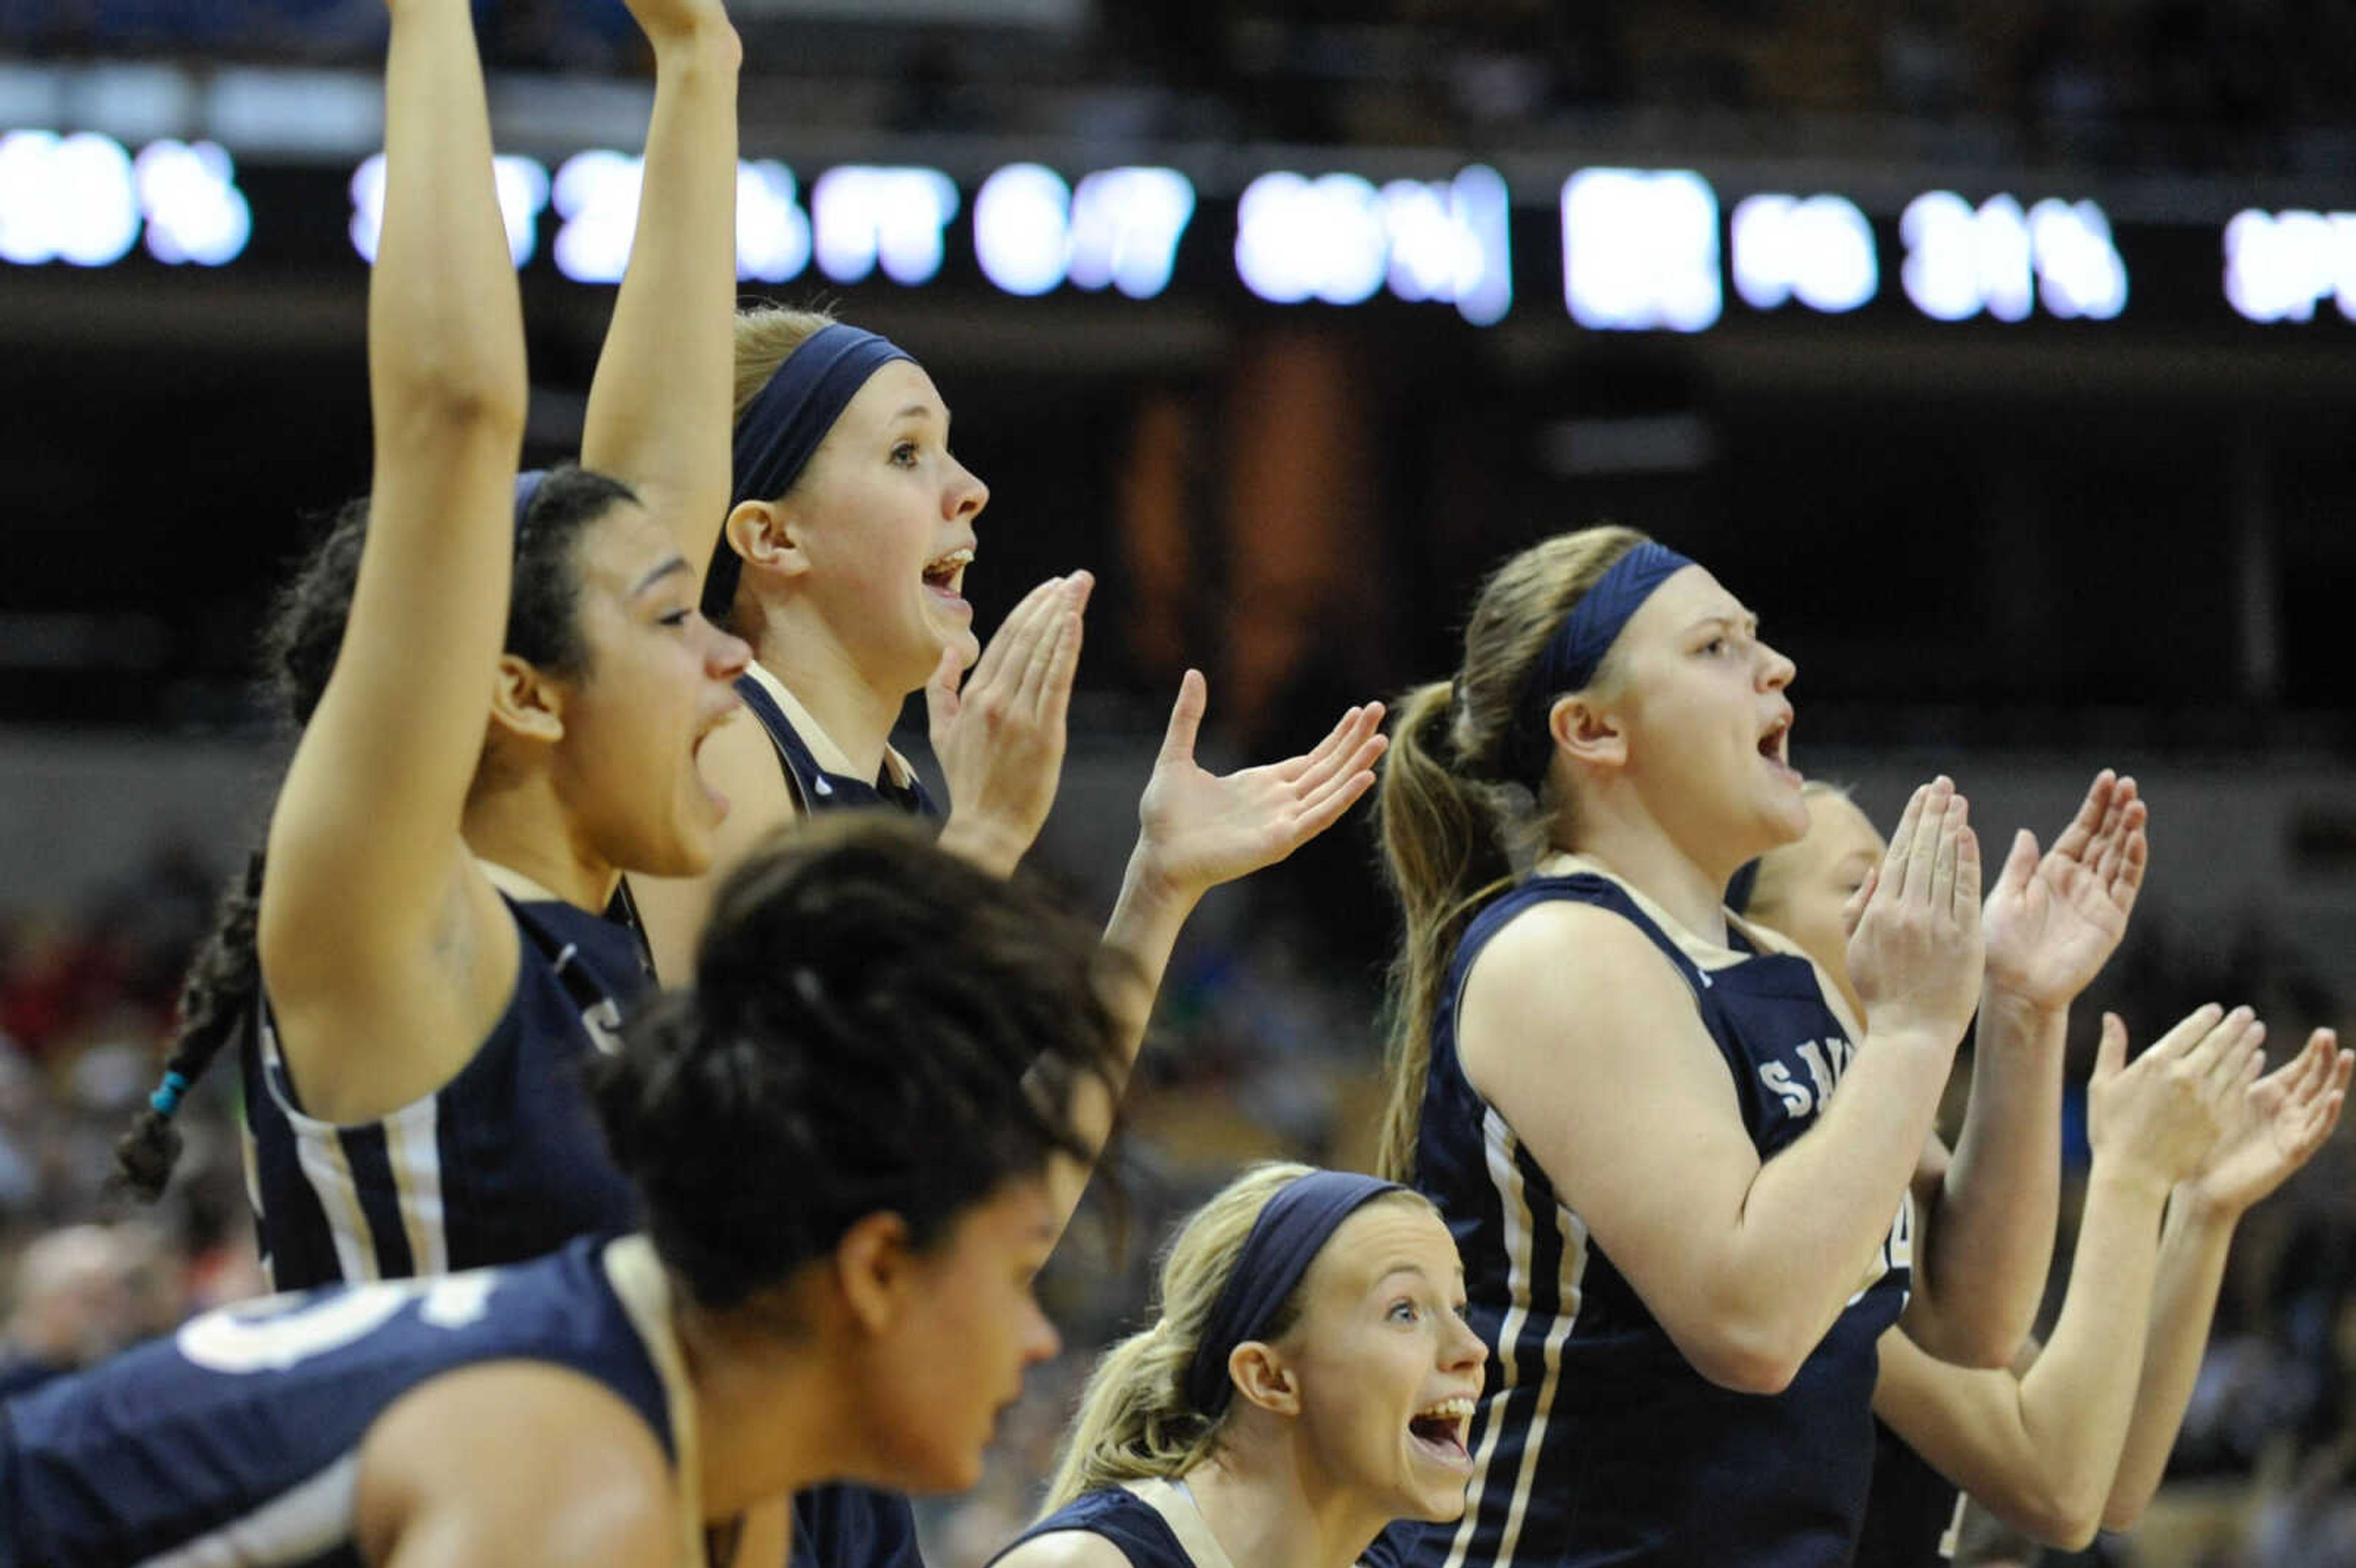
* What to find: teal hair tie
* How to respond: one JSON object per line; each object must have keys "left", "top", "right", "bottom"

{"left": 149, "top": 1070, "right": 190, "bottom": 1117}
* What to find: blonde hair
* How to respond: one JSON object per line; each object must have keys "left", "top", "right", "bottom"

{"left": 729, "top": 303, "right": 840, "bottom": 470}
{"left": 1739, "top": 780, "right": 1855, "bottom": 926}
{"left": 1039, "top": 1164, "right": 1436, "bottom": 1515}
{"left": 1372, "top": 525, "right": 1652, "bottom": 1183}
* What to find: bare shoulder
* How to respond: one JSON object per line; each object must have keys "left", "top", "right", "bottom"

{"left": 990, "top": 1529, "right": 1141, "bottom": 1568}
{"left": 1458, "top": 898, "right": 1699, "bottom": 1080}
{"left": 358, "top": 1361, "right": 675, "bottom": 1568}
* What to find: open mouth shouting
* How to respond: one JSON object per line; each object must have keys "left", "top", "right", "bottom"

{"left": 1408, "top": 1394, "right": 1476, "bottom": 1469}
{"left": 1757, "top": 708, "right": 1798, "bottom": 787}
{"left": 922, "top": 545, "right": 974, "bottom": 613}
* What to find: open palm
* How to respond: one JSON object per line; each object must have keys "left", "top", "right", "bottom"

{"left": 2191, "top": 1027, "right": 2353, "bottom": 1215}
{"left": 1981, "top": 770, "right": 2149, "bottom": 1008}
{"left": 1134, "top": 671, "right": 1387, "bottom": 899}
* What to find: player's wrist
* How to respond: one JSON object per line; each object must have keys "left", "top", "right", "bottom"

{"left": 1977, "top": 980, "right": 2069, "bottom": 1040}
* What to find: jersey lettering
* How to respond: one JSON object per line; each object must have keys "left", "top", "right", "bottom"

{"left": 177, "top": 1275, "right": 498, "bottom": 1374}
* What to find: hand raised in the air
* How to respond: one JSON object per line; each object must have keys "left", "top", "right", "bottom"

{"left": 1844, "top": 777, "right": 1985, "bottom": 1049}
{"left": 2186, "top": 1025, "right": 2352, "bottom": 1216}
{"left": 2087, "top": 1006, "right": 2263, "bottom": 1194}
{"left": 1131, "top": 671, "right": 1386, "bottom": 901}
{"left": 1981, "top": 769, "right": 2149, "bottom": 1012}
{"left": 931, "top": 572, "right": 1091, "bottom": 878}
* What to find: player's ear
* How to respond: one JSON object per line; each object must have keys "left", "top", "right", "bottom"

{"left": 1551, "top": 694, "right": 1626, "bottom": 774}
{"left": 833, "top": 1210, "right": 916, "bottom": 1336}
{"left": 726, "top": 500, "right": 812, "bottom": 588}
{"left": 489, "top": 653, "right": 566, "bottom": 745}
{"left": 1228, "top": 1341, "right": 1302, "bottom": 1417}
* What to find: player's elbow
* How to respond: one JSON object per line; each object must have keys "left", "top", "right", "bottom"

{"left": 1669, "top": 1315, "right": 1807, "bottom": 1396}
{"left": 1986, "top": 1472, "right": 2106, "bottom": 1551}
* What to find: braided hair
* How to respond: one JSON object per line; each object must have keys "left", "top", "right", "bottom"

{"left": 115, "top": 464, "right": 634, "bottom": 1200}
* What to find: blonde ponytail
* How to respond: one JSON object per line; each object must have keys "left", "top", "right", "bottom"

{"left": 1371, "top": 526, "right": 1653, "bottom": 1184}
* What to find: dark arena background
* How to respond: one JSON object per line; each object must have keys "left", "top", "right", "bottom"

{"left": 2, "top": 4, "right": 2354, "bottom": 1564}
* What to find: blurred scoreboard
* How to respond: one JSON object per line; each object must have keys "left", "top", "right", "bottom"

{"left": 5, "top": 122, "right": 2356, "bottom": 336}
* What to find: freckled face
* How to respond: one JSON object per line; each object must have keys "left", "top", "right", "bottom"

{"left": 785, "top": 361, "right": 990, "bottom": 697}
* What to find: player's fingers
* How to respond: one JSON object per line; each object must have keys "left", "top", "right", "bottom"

{"left": 1158, "top": 669, "right": 1208, "bottom": 764}
{"left": 1928, "top": 794, "right": 1966, "bottom": 910}
{"left": 1885, "top": 781, "right": 1939, "bottom": 901}
{"left": 1015, "top": 605, "right": 1079, "bottom": 716}
{"left": 2180, "top": 1005, "right": 2257, "bottom": 1080}
{"left": 2146, "top": 1002, "right": 2228, "bottom": 1064}
{"left": 1997, "top": 828, "right": 2039, "bottom": 899}
{"left": 1034, "top": 610, "right": 1085, "bottom": 729}
{"left": 1288, "top": 767, "right": 1380, "bottom": 845}
{"left": 1953, "top": 823, "right": 1981, "bottom": 926}
{"left": 2092, "top": 1011, "right": 2128, "bottom": 1085}
{"left": 2111, "top": 818, "right": 2150, "bottom": 904}
{"left": 2055, "top": 769, "right": 2115, "bottom": 861}
{"left": 973, "top": 575, "right": 1063, "bottom": 694}
{"left": 926, "top": 643, "right": 964, "bottom": 704}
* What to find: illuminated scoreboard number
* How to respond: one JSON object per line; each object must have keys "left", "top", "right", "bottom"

{"left": 1235, "top": 166, "right": 1512, "bottom": 325}
{"left": 2225, "top": 209, "right": 2356, "bottom": 323}
{"left": 0, "top": 129, "right": 250, "bottom": 267}
{"left": 1898, "top": 191, "right": 2127, "bottom": 321}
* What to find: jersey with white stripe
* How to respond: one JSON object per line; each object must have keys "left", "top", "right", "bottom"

{"left": 1852, "top": 1420, "right": 1961, "bottom": 1567}
{"left": 1395, "top": 859, "right": 1914, "bottom": 1568}
{"left": 0, "top": 1236, "right": 691, "bottom": 1568}
{"left": 241, "top": 888, "right": 650, "bottom": 1290}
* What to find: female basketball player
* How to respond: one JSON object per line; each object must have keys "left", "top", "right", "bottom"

{"left": 112, "top": 0, "right": 752, "bottom": 1287}
{"left": 6, "top": 821, "right": 1123, "bottom": 1568}
{"left": 1744, "top": 785, "right": 2351, "bottom": 1562}
{"left": 990, "top": 1163, "right": 1487, "bottom": 1568}
{"left": 626, "top": 307, "right": 1390, "bottom": 1032}
{"left": 1370, "top": 526, "right": 2014, "bottom": 1567}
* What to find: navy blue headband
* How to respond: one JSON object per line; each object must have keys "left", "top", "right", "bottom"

{"left": 1184, "top": 1170, "right": 1405, "bottom": 1419}
{"left": 703, "top": 323, "right": 915, "bottom": 618}
{"left": 1499, "top": 540, "right": 1695, "bottom": 790}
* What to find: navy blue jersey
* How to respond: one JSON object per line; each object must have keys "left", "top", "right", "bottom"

{"left": 734, "top": 666, "right": 939, "bottom": 818}
{"left": 735, "top": 669, "right": 937, "bottom": 1568}
{"left": 1852, "top": 1421, "right": 1961, "bottom": 1567}
{"left": 1403, "top": 857, "right": 1914, "bottom": 1568}
{"left": 792, "top": 1483, "right": 925, "bottom": 1568}
{"left": 992, "top": 1481, "right": 1234, "bottom": 1568}
{"left": 0, "top": 1236, "right": 693, "bottom": 1568}
{"left": 243, "top": 880, "right": 650, "bottom": 1289}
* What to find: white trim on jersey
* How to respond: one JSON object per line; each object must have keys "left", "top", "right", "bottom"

{"left": 130, "top": 1453, "right": 358, "bottom": 1568}
{"left": 258, "top": 1008, "right": 451, "bottom": 1286}
{"left": 1442, "top": 1108, "right": 1541, "bottom": 1568}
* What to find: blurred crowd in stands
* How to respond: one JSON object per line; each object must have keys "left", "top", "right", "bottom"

{"left": 0, "top": 823, "right": 2350, "bottom": 1566}
{"left": 5, "top": 1, "right": 2354, "bottom": 173}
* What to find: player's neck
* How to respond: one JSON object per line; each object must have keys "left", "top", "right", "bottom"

{"left": 672, "top": 1297, "right": 839, "bottom": 1517}
{"left": 747, "top": 608, "right": 901, "bottom": 784}
{"left": 1564, "top": 796, "right": 1733, "bottom": 947}
{"left": 1184, "top": 1442, "right": 1389, "bottom": 1568}
{"left": 461, "top": 777, "right": 620, "bottom": 912}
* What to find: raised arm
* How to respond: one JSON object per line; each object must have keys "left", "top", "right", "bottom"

{"left": 2104, "top": 1025, "right": 2350, "bottom": 1528}
{"left": 577, "top": 0, "right": 741, "bottom": 576}
{"left": 1874, "top": 1005, "right": 2256, "bottom": 1549}
{"left": 1095, "top": 671, "right": 1386, "bottom": 1063}
{"left": 1918, "top": 771, "right": 2147, "bottom": 1366}
{"left": 258, "top": 0, "right": 526, "bottom": 1100}
{"left": 1462, "top": 782, "right": 1983, "bottom": 1394}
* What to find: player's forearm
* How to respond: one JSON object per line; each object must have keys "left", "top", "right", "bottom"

{"left": 1930, "top": 986, "right": 2068, "bottom": 1364}
{"left": 2009, "top": 1163, "right": 2171, "bottom": 1534}
{"left": 372, "top": 0, "right": 526, "bottom": 444}
{"left": 1096, "top": 840, "right": 1203, "bottom": 1072}
{"left": 2102, "top": 1190, "right": 2237, "bottom": 1529}
{"left": 579, "top": 23, "right": 742, "bottom": 566}
{"left": 1700, "top": 1028, "right": 1957, "bottom": 1387}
